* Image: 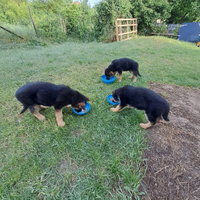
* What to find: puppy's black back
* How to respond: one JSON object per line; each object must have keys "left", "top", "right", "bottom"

{"left": 15, "top": 82, "right": 88, "bottom": 113}
{"left": 115, "top": 85, "right": 169, "bottom": 123}
{"left": 15, "top": 82, "right": 63, "bottom": 106}
{"left": 112, "top": 58, "right": 140, "bottom": 74}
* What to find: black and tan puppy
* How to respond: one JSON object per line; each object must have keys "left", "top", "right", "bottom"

{"left": 110, "top": 85, "right": 169, "bottom": 129}
{"left": 105, "top": 58, "right": 141, "bottom": 82}
{"left": 15, "top": 82, "right": 89, "bottom": 127}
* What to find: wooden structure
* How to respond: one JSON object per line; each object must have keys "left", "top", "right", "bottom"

{"left": 115, "top": 18, "right": 137, "bottom": 42}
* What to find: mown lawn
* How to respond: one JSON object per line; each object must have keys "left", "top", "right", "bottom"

{"left": 0, "top": 37, "right": 199, "bottom": 199}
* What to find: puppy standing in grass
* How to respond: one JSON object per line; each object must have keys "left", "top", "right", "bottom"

{"left": 110, "top": 85, "right": 170, "bottom": 129}
{"left": 15, "top": 82, "right": 89, "bottom": 127}
{"left": 105, "top": 58, "right": 141, "bottom": 82}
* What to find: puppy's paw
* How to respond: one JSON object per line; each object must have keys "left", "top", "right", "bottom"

{"left": 133, "top": 78, "right": 137, "bottom": 82}
{"left": 128, "top": 76, "right": 133, "bottom": 79}
{"left": 57, "top": 121, "right": 65, "bottom": 127}
{"left": 34, "top": 113, "right": 45, "bottom": 121}
{"left": 110, "top": 107, "right": 117, "bottom": 112}
{"left": 139, "top": 123, "right": 147, "bottom": 129}
{"left": 118, "top": 80, "right": 122, "bottom": 82}
{"left": 39, "top": 115, "right": 45, "bottom": 120}
{"left": 140, "top": 122, "right": 153, "bottom": 129}
{"left": 127, "top": 105, "right": 133, "bottom": 109}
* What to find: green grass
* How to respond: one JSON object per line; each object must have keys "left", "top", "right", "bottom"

{"left": 0, "top": 37, "right": 199, "bottom": 199}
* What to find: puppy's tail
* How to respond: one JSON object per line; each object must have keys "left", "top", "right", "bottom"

{"left": 162, "top": 109, "right": 169, "bottom": 122}
{"left": 20, "top": 104, "right": 28, "bottom": 114}
{"left": 136, "top": 68, "right": 141, "bottom": 77}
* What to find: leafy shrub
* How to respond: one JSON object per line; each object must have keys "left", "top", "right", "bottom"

{"left": 63, "top": 2, "right": 96, "bottom": 42}
{"left": 130, "top": 0, "right": 171, "bottom": 33}
{"left": 94, "top": 0, "right": 132, "bottom": 42}
{"left": 151, "top": 23, "right": 168, "bottom": 34}
{"left": 36, "top": 13, "right": 67, "bottom": 42}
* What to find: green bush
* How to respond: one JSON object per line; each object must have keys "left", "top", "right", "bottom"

{"left": 36, "top": 14, "right": 67, "bottom": 42}
{"left": 94, "top": 0, "right": 132, "bottom": 42}
{"left": 151, "top": 23, "right": 168, "bottom": 34}
{"left": 130, "top": 0, "right": 171, "bottom": 33}
{"left": 63, "top": 1, "right": 96, "bottom": 41}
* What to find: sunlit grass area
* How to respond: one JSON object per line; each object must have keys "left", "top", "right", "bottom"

{"left": 0, "top": 36, "right": 199, "bottom": 199}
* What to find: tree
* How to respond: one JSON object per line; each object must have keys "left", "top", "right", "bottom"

{"left": 0, "top": 0, "right": 29, "bottom": 23}
{"left": 129, "top": 0, "right": 171, "bottom": 33}
{"left": 167, "top": 0, "right": 200, "bottom": 24}
{"left": 32, "top": 0, "right": 72, "bottom": 14}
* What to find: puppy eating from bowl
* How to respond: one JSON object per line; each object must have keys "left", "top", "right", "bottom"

{"left": 110, "top": 85, "right": 170, "bottom": 129}
{"left": 15, "top": 82, "right": 89, "bottom": 127}
{"left": 105, "top": 58, "right": 141, "bottom": 82}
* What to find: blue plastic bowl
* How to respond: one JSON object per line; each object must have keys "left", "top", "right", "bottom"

{"left": 107, "top": 94, "right": 120, "bottom": 105}
{"left": 101, "top": 75, "right": 115, "bottom": 84}
{"left": 72, "top": 102, "right": 90, "bottom": 115}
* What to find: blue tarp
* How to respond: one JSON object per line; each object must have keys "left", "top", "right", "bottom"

{"left": 178, "top": 22, "right": 200, "bottom": 43}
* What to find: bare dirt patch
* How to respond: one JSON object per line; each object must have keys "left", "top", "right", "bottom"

{"left": 141, "top": 82, "right": 200, "bottom": 200}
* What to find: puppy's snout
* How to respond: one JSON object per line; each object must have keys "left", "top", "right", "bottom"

{"left": 82, "top": 107, "right": 87, "bottom": 112}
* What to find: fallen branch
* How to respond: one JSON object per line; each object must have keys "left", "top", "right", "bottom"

{"left": 0, "top": 26, "right": 24, "bottom": 39}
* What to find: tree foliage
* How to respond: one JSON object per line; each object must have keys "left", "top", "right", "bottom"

{"left": 94, "top": 0, "right": 132, "bottom": 41}
{"left": 129, "top": 0, "right": 171, "bottom": 33}
{"left": 0, "top": 0, "right": 199, "bottom": 43}
{"left": 0, "top": 0, "right": 29, "bottom": 24}
{"left": 167, "top": 0, "right": 200, "bottom": 24}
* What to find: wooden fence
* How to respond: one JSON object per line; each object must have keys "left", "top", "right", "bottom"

{"left": 115, "top": 18, "right": 137, "bottom": 42}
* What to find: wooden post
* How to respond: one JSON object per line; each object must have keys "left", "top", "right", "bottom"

{"left": 135, "top": 19, "right": 137, "bottom": 37}
{"left": 115, "top": 19, "right": 119, "bottom": 42}
{"left": 28, "top": 6, "right": 38, "bottom": 38}
{"left": 127, "top": 20, "right": 129, "bottom": 39}
{"left": 63, "top": 18, "right": 67, "bottom": 34}
{"left": 58, "top": 13, "right": 63, "bottom": 32}
{"left": 120, "top": 20, "right": 122, "bottom": 41}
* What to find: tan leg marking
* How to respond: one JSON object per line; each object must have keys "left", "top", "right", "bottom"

{"left": 140, "top": 122, "right": 153, "bottom": 129}
{"left": 128, "top": 71, "right": 134, "bottom": 79}
{"left": 145, "top": 113, "right": 148, "bottom": 121}
{"left": 39, "top": 105, "right": 49, "bottom": 109}
{"left": 65, "top": 104, "right": 71, "bottom": 108}
{"left": 111, "top": 105, "right": 132, "bottom": 112}
{"left": 133, "top": 76, "right": 137, "bottom": 82}
{"left": 55, "top": 109, "right": 65, "bottom": 127}
{"left": 33, "top": 111, "right": 45, "bottom": 120}
{"left": 127, "top": 105, "right": 133, "bottom": 109}
{"left": 110, "top": 104, "right": 122, "bottom": 112}
{"left": 118, "top": 74, "right": 122, "bottom": 82}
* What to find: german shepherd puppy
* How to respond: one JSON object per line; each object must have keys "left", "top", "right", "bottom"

{"left": 110, "top": 85, "right": 170, "bottom": 129}
{"left": 15, "top": 82, "right": 89, "bottom": 127}
{"left": 105, "top": 58, "right": 141, "bottom": 82}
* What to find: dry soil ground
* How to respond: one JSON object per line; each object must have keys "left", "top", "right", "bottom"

{"left": 141, "top": 82, "right": 200, "bottom": 200}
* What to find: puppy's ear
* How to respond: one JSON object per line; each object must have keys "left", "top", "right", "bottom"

{"left": 112, "top": 89, "right": 120, "bottom": 101}
{"left": 109, "top": 71, "right": 114, "bottom": 76}
{"left": 85, "top": 97, "right": 89, "bottom": 101}
{"left": 112, "top": 90, "right": 115, "bottom": 96}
